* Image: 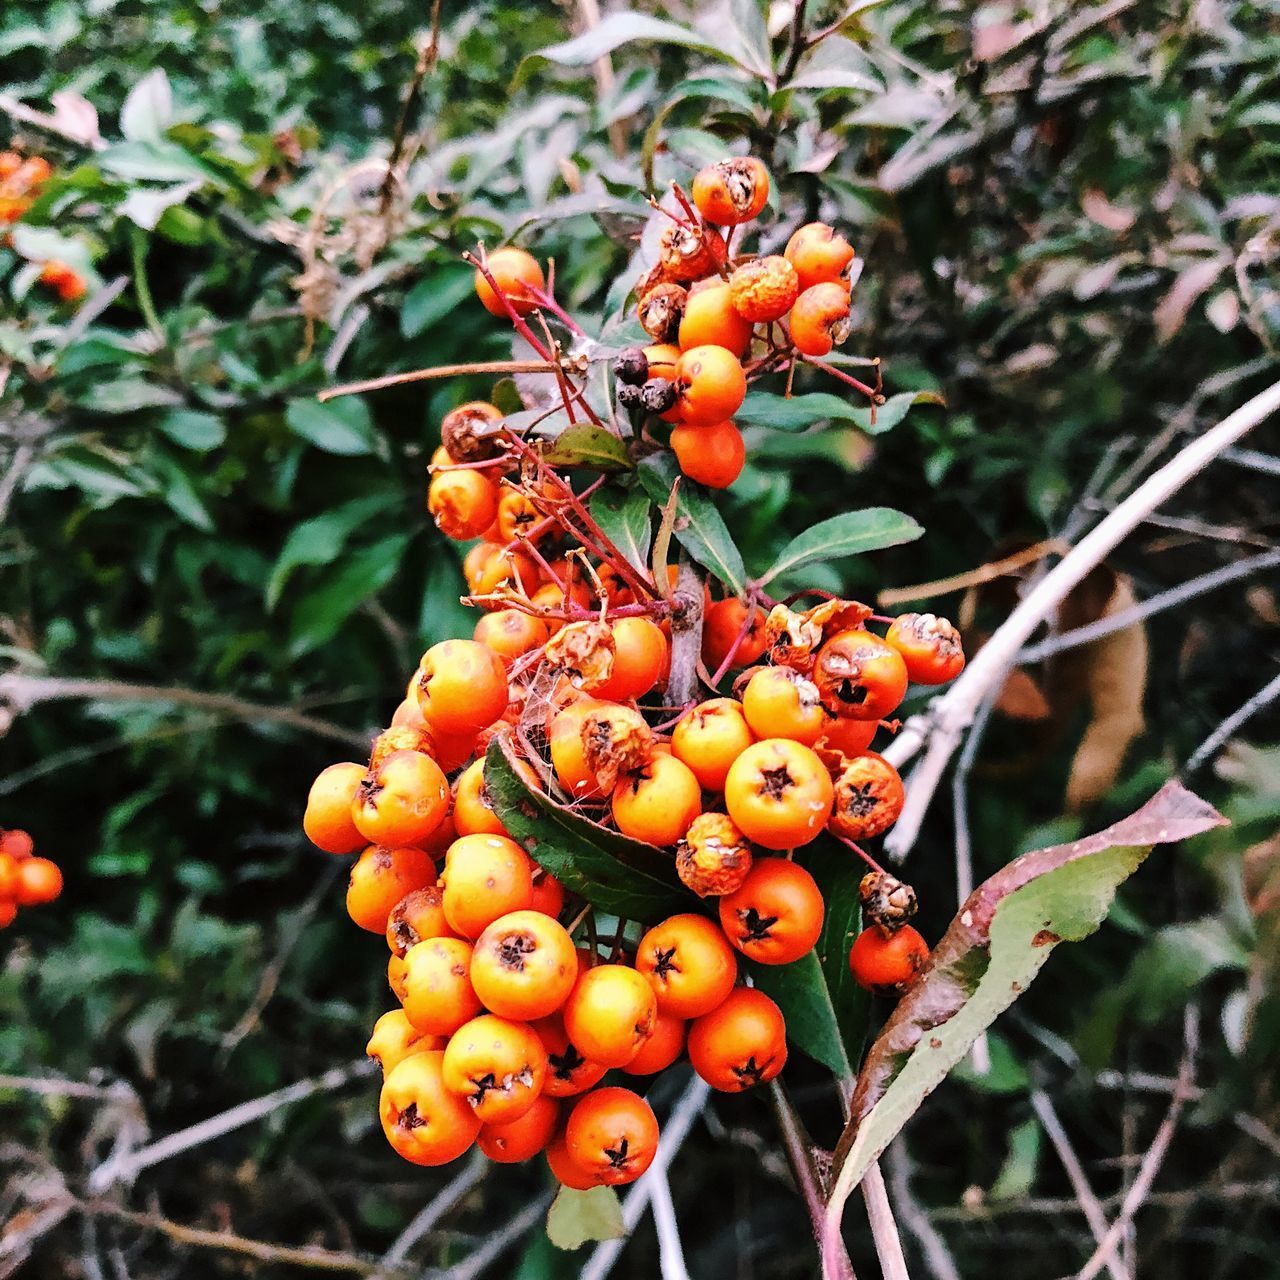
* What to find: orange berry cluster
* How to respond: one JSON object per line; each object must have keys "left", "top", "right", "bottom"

{"left": 471, "top": 154, "right": 862, "bottom": 492}
{"left": 302, "top": 581, "right": 963, "bottom": 1182}
{"left": 0, "top": 828, "right": 64, "bottom": 929}
{"left": 0, "top": 152, "right": 86, "bottom": 302}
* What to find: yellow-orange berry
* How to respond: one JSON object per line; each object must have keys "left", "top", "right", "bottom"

{"left": 784, "top": 222, "right": 856, "bottom": 291}
{"left": 789, "top": 282, "right": 853, "bottom": 357}
{"left": 474, "top": 246, "right": 544, "bottom": 317}
{"left": 730, "top": 256, "right": 799, "bottom": 324}
{"left": 691, "top": 157, "right": 770, "bottom": 225}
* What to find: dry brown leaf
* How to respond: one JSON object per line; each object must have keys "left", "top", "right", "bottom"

{"left": 1065, "top": 574, "right": 1148, "bottom": 811}
{"left": 993, "top": 667, "right": 1053, "bottom": 720}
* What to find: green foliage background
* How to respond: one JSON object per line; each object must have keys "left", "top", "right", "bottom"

{"left": 2, "top": 2, "right": 1278, "bottom": 1276}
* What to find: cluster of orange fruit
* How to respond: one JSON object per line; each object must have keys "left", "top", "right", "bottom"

{"left": 0, "top": 828, "right": 64, "bottom": 929}
{"left": 469, "top": 154, "right": 861, "bottom": 490}
{"left": 302, "top": 576, "right": 962, "bottom": 1181}
{"left": 0, "top": 151, "right": 86, "bottom": 302}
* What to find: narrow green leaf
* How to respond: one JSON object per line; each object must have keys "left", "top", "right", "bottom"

{"left": 638, "top": 455, "right": 746, "bottom": 595}
{"left": 287, "top": 534, "right": 409, "bottom": 656}
{"left": 526, "top": 14, "right": 722, "bottom": 72}
{"left": 757, "top": 508, "right": 922, "bottom": 587}
{"left": 485, "top": 736, "right": 694, "bottom": 920}
{"left": 285, "top": 398, "right": 379, "bottom": 456}
{"left": 266, "top": 495, "right": 387, "bottom": 610}
{"left": 723, "top": 0, "right": 774, "bottom": 79}
{"left": 156, "top": 409, "right": 225, "bottom": 452}
{"left": 542, "top": 424, "right": 633, "bottom": 472}
{"left": 588, "top": 485, "right": 652, "bottom": 572}
{"left": 735, "top": 389, "right": 943, "bottom": 434}
{"left": 546, "top": 1185, "right": 625, "bottom": 1251}
{"left": 401, "top": 266, "right": 476, "bottom": 340}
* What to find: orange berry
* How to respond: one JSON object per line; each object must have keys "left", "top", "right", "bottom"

{"left": 386, "top": 885, "right": 455, "bottom": 957}
{"left": 621, "top": 1010, "right": 687, "bottom": 1076}
{"left": 352, "top": 750, "right": 450, "bottom": 848}
{"left": 674, "top": 345, "right": 746, "bottom": 426}
{"left": 670, "top": 419, "right": 745, "bottom": 489}
{"left": 401, "top": 936, "right": 484, "bottom": 1036}
{"left": 679, "top": 280, "right": 753, "bottom": 356}
{"left": 479, "top": 1093, "right": 560, "bottom": 1163}
{"left": 304, "top": 762, "right": 368, "bottom": 854}
{"left": 789, "top": 281, "right": 852, "bottom": 357}
{"left": 545, "top": 1133, "right": 599, "bottom": 1188}
{"left": 0, "top": 900, "right": 17, "bottom": 928}
{"left": 496, "top": 488, "right": 548, "bottom": 545}
{"left": 687, "top": 987, "right": 787, "bottom": 1091}
{"left": 367, "top": 1009, "right": 443, "bottom": 1076}
{"left": 452, "top": 759, "right": 508, "bottom": 839}
{"left": 812, "top": 629, "right": 909, "bottom": 721}
{"left": 729, "top": 256, "right": 799, "bottom": 324}
{"left": 611, "top": 752, "right": 702, "bottom": 846}
{"left": 380, "top": 1051, "right": 481, "bottom": 1166}
{"left": 0, "top": 830, "right": 33, "bottom": 861}
{"left": 563, "top": 964, "right": 657, "bottom": 1068}
{"left": 473, "top": 608, "right": 549, "bottom": 665}
{"left": 885, "top": 613, "right": 966, "bottom": 684}
{"left": 848, "top": 924, "right": 929, "bottom": 995}
{"left": 581, "top": 701, "right": 655, "bottom": 792}
{"left": 636, "top": 913, "right": 738, "bottom": 1018}
{"left": 701, "top": 599, "right": 767, "bottom": 672}
{"left": 14, "top": 857, "right": 61, "bottom": 906}
{"left": 741, "top": 666, "right": 827, "bottom": 745}
{"left": 474, "top": 246, "right": 544, "bottom": 317}
{"left": 441, "top": 1014, "right": 548, "bottom": 1124}
{"left": 347, "top": 845, "right": 436, "bottom": 934}
{"left": 388, "top": 953, "right": 409, "bottom": 1002}
{"left": 548, "top": 697, "right": 608, "bottom": 800}
{"left": 594, "top": 617, "right": 668, "bottom": 702}
{"left": 529, "top": 866, "right": 566, "bottom": 920}
{"left": 415, "top": 639, "right": 509, "bottom": 737}
{"left": 829, "top": 751, "right": 905, "bottom": 841}
{"left": 816, "top": 716, "right": 879, "bottom": 760}
{"left": 671, "top": 697, "right": 754, "bottom": 791}
{"left": 784, "top": 222, "right": 856, "bottom": 292}
{"left": 441, "top": 834, "right": 534, "bottom": 939}
{"left": 427, "top": 466, "right": 500, "bottom": 541}
{"left": 718, "top": 857, "right": 824, "bottom": 965}
{"left": 565, "top": 1086, "right": 659, "bottom": 1186}
{"left": 724, "top": 738, "right": 834, "bottom": 849}
{"left": 691, "top": 157, "right": 770, "bottom": 225}
{"left": 675, "top": 812, "right": 754, "bottom": 898}
{"left": 0, "top": 855, "right": 17, "bottom": 900}
{"left": 368, "top": 724, "right": 434, "bottom": 771}
{"left": 470, "top": 909, "right": 579, "bottom": 1020}
{"left": 533, "top": 1013, "right": 609, "bottom": 1098}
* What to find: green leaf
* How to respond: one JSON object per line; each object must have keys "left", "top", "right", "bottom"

{"left": 285, "top": 398, "right": 380, "bottom": 456}
{"left": 825, "top": 782, "right": 1226, "bottom": 1219}
{"left": 990, "top": 1117, "right": 1041, "bottom": 1201}
{"left": 545, "top": 1185, "right": 625, "bottom": 1251}
{"left": 85, "top": 379, "right": 184, "bottom": 413}
{"left": 121, "top": 180, "right": 201, "bottom": 231}
{"left": 156, "top": 409, "right": 226, "bottom": 452}
{"left": 735, "top": 389, "right": 943, "bottom": 434}
{"left": 638, "top": 455, "right": 746, "bottom": 595}
{"left": 401, "top": 266, "right": 476, "bottom": 340}
{"left": 746, "top": 841, "right": 866, "bottom": 1077}
{"left": 9, "top": 224, "right": 95, "bottom": 277}
{"left": 120, "top": 68, "right": 173, "bottom": 141}
{"left": 267, "top": 495, "right": 388, "bottom": 610}
{"left": 542, "top": 424, "right": 633, "bottom": 472}
{"left": 588, "top": 486, "right": 652, "bottom": 572}
{"left": 99, "top": 140, "right": 211, "bottom": 183}
{"left": 723, "top": 0, "right": 774, "bottom": 78}
{"left": 757, "top": 508, "right": 922, "bottom": 587}
{"left": 640, "top": 78, "right": 761, "bottom": 188}
{"left": 485, "top": 736, "right": 694, "bottom": 919}
{"left": 526, "top": 14, "right": 722, "bottom": 73}
{"left": 288, "top": 534, "right": 410, "bottom": 656}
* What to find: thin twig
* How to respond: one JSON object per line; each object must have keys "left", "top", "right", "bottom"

{"left": 1018, "top": 549, "right": 1280, "bottom": 663}
{"left": 378, "top": 0, "right": 443, "bottom": 218}
{"left": 371, "top": 1151, "right": 487, "bottom": 1280}
{"left": 318, "top": 359, "right": 559, "bottom": 402}
{"left": 650, "top": 1167, "right": 692, "bottom": 1280}
{"left": 1182, "top": 669, "right": 1280, "bottom": 775}
{"left": 877, "top": 540, "right": 1069, "bottom": 608}
{"left": 883, "top": 1142, "right": 961, "bottom": 1280}
{"left": 1072, "top": 1013, "right": 1197, "bottom": 1280}
{"left": 1030, "top": 1090, "right": 1128, "bottom": 1280}
{"left": 87, "top": 1059, "right": 375, "bottom": 1195}
{"left": 0, "top": 673, "right": 369, "bottom": 750}
{"left": 861, "top": 1161, "right": 911, "bottom": 1280}
{"left": 881, "top": 376, "right": 1280, "bottom": 858}
{"left": 442, "top": 1193, "right": 552, "bottom": 1280}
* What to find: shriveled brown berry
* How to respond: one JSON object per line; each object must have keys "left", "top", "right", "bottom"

{"left": 858, "top": 871, "right": 918, "bottom": 933}
{"left": 658, "top": 223, "right": 727, "bottom": 282}
{"left": 441, "top": 402, "right": 504, "bottom": 463}
{"left": 615, "top": 347, "right": 650, "bottom": 385}
{"left": 640, "top": 377, "right": 679, "bottom": 414}
{"left": 676, "top": 813, "right": 754, "bottom": 897}
{"left": 581, "top": 702, "right": 654, "bottom": 793}
{"left": 829, "top": 751, "right": 905, "bottom": 840}
{"left": 543, "top": 620, "right": 616, "bottom": 692}
{"left": 637, "top": 283, "right": 687, "bottom": 342}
